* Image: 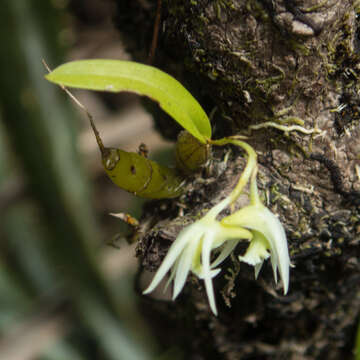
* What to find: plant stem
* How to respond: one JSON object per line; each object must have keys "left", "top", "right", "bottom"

{"left": 210, "top": 137, "right": 257, "bottom": 204}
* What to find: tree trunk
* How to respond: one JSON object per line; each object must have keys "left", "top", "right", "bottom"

{"left": 117, "top": 1, "right": 360, "bottom": 358}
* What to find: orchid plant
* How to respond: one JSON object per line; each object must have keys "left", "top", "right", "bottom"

{"left": 144, "top": 138, "right": 290, "bottom": 315}
{"left": 45, "top": 59, "right": 290, "bottom": 316}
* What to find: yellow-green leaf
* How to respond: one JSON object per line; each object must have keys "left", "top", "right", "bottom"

{"left": 45, "top": 59, "right": 211, "bottom": 143}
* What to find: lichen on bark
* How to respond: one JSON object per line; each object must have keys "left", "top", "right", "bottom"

{"left": 116, "top": 0, "right": 360, "bottom": 358}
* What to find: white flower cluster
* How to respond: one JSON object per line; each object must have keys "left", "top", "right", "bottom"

{"left": 143, "top": 140, "right": 290, "bottom": 315}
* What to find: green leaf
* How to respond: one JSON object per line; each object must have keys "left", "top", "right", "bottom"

{"left": 45, "top": 59, "right": 211, "bottom": 143}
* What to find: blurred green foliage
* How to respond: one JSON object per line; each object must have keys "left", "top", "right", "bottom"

{"left": 0, "top": 1, "right": 157, "bottom": 359}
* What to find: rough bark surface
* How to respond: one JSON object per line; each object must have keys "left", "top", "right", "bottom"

{"left": 116, "top": 1, "right": 360, "bottom": 359}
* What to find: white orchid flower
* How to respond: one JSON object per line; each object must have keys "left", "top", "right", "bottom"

{"left": 143, "top": 197, "right": 252, "bottom": 315}
{"left": 142, "top": 138, "right": 290, "bottom": 315}
{"left": 221, "top": 169, "right": 290, "bottom": 294}
{"left": 222, "top": 204, "right": 290, "bottom": 293}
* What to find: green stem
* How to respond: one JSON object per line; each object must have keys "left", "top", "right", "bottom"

{"left": 210, "top": 137, "right": 257, "bottom": 204}
{"left": 249, "top": 165, "right": 262, "bottom": 206}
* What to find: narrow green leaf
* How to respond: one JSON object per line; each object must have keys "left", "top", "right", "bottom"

{"left": 46, "top": 59, "right": 211, "bottom": 143}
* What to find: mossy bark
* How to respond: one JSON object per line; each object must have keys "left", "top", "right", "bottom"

{"left": 116, "top": 1, "right": 360, "bottom": 358}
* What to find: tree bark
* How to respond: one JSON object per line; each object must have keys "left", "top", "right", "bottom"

{"left": 116, "top": 1, "right": 360, "bottom": 358}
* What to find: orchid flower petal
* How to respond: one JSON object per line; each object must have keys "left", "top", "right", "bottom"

{"left": 254, "top": 262, "right": 263, "bottom": 279}
{"left": 271, "top": 257, "right": 278, "bottom": 284}
{"left": 164, "top": 257, "right": 180, "bottom": 293}
{"left": 201, "top": 232, "right": 217, "bottom": 315}
{"left": 211, "top": 239, "right": 240, "bottom": 269}
{"left": 143, "top": 225, "right": 202, "bottom": 295}
{"left": 173, "top": 234, "right": 202, "bottom": 299}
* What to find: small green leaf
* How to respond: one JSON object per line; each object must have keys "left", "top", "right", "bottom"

{"left": 46, "top": 59, "right": 211, "bottom": 142}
